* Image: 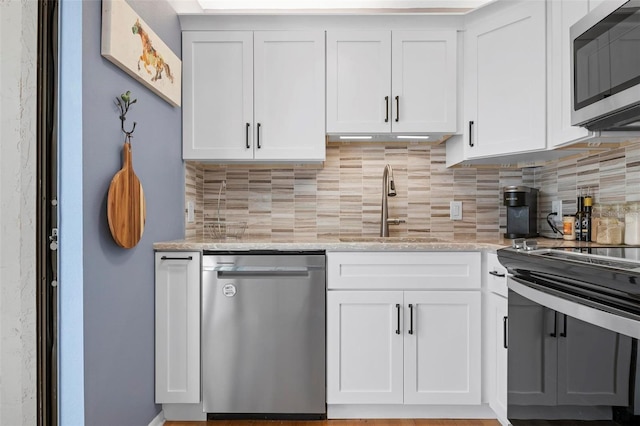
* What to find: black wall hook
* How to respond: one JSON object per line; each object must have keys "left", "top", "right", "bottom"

{"left": 115, "top": 91, "right": 137, "bottom": 143}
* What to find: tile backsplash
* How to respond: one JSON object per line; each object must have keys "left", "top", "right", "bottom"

{"left": 186, "top": 143, "right": 528, "bottom": 241}
{"left": 532, "top": 141, "right": 640, "bottom": 234}
{"left": 186, "top": 141, "right": 640, "bottom": 242}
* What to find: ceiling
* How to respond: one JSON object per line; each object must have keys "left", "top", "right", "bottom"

{"left": 167, "top": 0, "right": 494, "bottom": 14}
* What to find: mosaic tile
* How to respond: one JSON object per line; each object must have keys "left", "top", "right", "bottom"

{"left": 186, "top": 141, "right": 640, "bottom": 242}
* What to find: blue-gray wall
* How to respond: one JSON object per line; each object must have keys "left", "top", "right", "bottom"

{"left": 82, "top": 1, "right": 183, "bottom": 424}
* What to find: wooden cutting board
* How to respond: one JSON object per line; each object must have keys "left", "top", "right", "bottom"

{"left": 107, "top": 141, "right": 146, "bottom": 248}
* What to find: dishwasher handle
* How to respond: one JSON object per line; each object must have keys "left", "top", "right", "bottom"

{"left": 211, "top": 265, "right": 318, "bottom": 278}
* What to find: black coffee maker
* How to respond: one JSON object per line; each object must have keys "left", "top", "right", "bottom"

{"left": 504, "top": 186, "right": 539, "bottom": 239}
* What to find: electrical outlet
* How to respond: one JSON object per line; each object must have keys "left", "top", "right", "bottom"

{"left": 552, "top": 200, "right": 563, "bottom": 220}
{"left": 450, "top": 201, "right": 463, "bottom": 220}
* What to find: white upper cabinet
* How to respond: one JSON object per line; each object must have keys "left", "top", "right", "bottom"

{"left": 183, "top": 31, "right": 254, "bottom": 160}
{"left": 326, "top": 30, "right": 457, "bottom": 135}
{"left": 446, "top": 0, "right": 547, "bottom": 165}
{"left": 547, "top": 0, "right": 592, "bottom": 148}
{"left": 254, "top": 31, "right": 326, "bottom": 161}
{"left": 326, "top": 31, "right": 391, "bottom": 133}
{"left": 392, "top": 31, "right": 458, "bottom": 133}
{"left": 464, "top": 0, "right": 546, "bottom": 159}
{"left": 183, "top": 30, "right": 325, "bottom": 162}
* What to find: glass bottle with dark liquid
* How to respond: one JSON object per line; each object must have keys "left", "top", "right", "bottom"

{"left": 582, "top": 195, "right": 593, "bottom": 241}
{"left": 575, "top": 194, "right": 584, "bottom": 241}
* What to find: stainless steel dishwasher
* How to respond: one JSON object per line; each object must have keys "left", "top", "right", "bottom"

{"left": 202, "top": 251, "right": 326, "bottom": 419}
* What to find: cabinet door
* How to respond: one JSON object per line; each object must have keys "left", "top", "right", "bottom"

{"left": 547, "top": 0, "right": 592, "bottom": 147}
{"left": 557, "top": 315, "right": 632, "bottom": 406}
{"left": 254, "top": 31, "right": 325, "bottom": 162}
{"left": 404, "top": 291, "right": 481, "bottom": 405}
{"left": 391, "top": 31, "right": 457, "bottom": 133}
{"left": 155, "top": 252, "right": 201, "bottom": 403}
{"left": 485, "top": 252, "right": 507, "bottom": 297}
{"left": 465, "top": 1, "right": 546, "bottom": 158}
{"left": 327, "top": 291, "right": 404, "bottom": 404}
{"left": 326, "top": 30, "right": 391, "bottom": 133}
{"left": 488, "top": 293, "right": 508, "bottom": 422}
{"left": 508, "top": 290, "right": 558, "bottom": 406}
{"left": 182, "top": 31, "right": 253, "bottom": 160}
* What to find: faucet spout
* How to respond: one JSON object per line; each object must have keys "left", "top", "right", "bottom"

{"left": 381, "top": 164, "right": 395, "bottom": 237}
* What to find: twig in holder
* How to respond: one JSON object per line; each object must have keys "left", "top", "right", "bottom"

{"left": 115, "top": 90, "right": 137, "bottom": 143}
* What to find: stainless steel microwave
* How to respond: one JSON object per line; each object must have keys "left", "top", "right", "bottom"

{"left": 570, "top": 0, "right": 640, "bottom": 131}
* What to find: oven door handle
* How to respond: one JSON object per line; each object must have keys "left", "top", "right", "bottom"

{"left": 560, "top": 313, "right": 568, "bottom": 337}
{"left": 507, "top": 276, "right": 640, "bottom": 340}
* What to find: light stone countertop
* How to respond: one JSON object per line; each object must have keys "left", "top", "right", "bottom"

{"left": 153, "top": 235, "right": 589, "bottom": 253}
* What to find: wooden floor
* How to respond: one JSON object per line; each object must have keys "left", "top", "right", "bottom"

{"left": 165, "top": 420, "right": 501, "bottom": 426}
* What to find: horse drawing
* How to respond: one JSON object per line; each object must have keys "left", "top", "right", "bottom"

{"left": 132, "top": 19, "right": 174, "bottom": 84}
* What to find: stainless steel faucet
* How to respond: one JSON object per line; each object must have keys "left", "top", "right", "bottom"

{"left": 380, "top": 164, "right": 405, "bottom": 237}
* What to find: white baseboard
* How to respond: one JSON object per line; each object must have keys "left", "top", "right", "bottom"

{"left": 148, "top": 411, "right": 165, "bottom": 426}
{"left": 163, "top": 403, "right": 207, "bottom": 421}
{"left": 327, "top": 403, "right": 497, "bottom": 419}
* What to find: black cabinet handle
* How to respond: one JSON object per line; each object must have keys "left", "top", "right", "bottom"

{"left": 489, "top": 270, "right": 506, "bottom": 278}
{"left": 550, "top": 312, "right": 557, "bottom": 337}
{"left": 560, "top": 314, "right": 567, "bottom": 337}
{"left": 395, "top": 96, "right": 400, "bottom": 122}
{"left": 160, "top": 256, "right": 193, "bottom": 261}
{"left": 395, "top": 304, "right": 401, "bottom": 335}
{"left": 468, "top": 121, "right": 474, "bottom": 147}
{"left": 257, "top": 123, "right": 261, "bottom": 149}
{"left": 385, "top": 96, "right": 389, "bottom": 123}
{"left": 408, "top": 303, "right": 414, "bottom": 335}
{"left": 503, "top": 316, "right": 508, "bottom": 349}
{"left": 245, "top": 123, "right": 250, "bottom": 149}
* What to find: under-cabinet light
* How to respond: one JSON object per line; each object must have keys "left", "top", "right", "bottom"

{"left": 339, "top": 135, "right": 373, "bottom": 140}
{"left": 396, "top": 135, "right": 430, "bottom": 140}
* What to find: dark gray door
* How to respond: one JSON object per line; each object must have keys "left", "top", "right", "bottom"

{"left": 37, "top": 2, "right": 59, "bottom": 425}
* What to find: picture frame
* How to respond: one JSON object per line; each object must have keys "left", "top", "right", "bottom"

{"left": 101, "top": 0, "right": 181, "bottom": 107}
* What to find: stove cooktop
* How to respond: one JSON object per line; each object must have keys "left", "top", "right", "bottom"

{"left": 537, "top": 247, "right": 640, "bottom": 273}
{"left": 552, "top": 246, "right": 640, "bottom": 262}
{"left": 497, "top": 245, "right": 640, "bottom": 310}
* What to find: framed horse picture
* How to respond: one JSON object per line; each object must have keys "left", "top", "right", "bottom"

{"left": 101, "top": 0, "right": 181, "bottom": 107}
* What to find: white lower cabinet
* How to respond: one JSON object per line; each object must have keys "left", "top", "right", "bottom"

{"left": 327, "top": 252, "right": 482, "bottom": 407}
{"left": 155, "top": 251, "right": 201, "bottom": 404}
{"left": 403, "top": 291, "right": 481, "bottom": 405}
{"left": 327, "top": 291, "right": 404, "bottom": 404}
{"left": 483, "top": 252, "right": 508, "bottom": 424}
{"left": 487, "top": 293, "right": 508, "bottom": 422}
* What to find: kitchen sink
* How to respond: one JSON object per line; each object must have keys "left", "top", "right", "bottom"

{"left": 338, "top": 236, "right": 447, "bottom": 243}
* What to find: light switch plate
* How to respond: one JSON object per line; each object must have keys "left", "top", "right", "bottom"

{"left": 187, "top": 200, "right": 195, "bottom": 223}
{"left": 450, "top": 201, "right": 462, "bottom": 220}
